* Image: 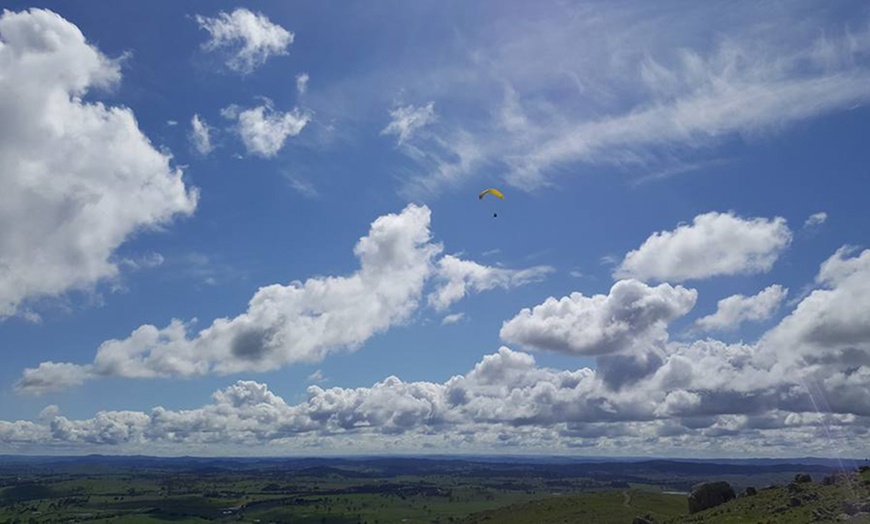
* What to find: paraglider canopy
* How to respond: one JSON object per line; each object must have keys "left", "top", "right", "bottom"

{"left": 478, "top": 188, "right": 505, "bottom": 200}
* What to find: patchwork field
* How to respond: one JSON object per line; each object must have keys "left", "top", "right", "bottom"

{"left": 0, "top": 456, "right": 865, "bottom": 523}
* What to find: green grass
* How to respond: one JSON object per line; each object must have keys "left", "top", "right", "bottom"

{"left": 240, "top": 490, "right": 552, "bottom": 524}
{"left": 460, "top": 489, "right": 688, "bottom": 524}
{"left": 665, "top": 469, "right": 870, "bottom": 523}
{"left": 3, "top": 463, "right": 868, "bottom": 524}
{"left": 0, "top": 472, "right": 557, "bottom": 524}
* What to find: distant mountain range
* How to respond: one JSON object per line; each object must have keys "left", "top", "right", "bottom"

{"left": 0, "top": 453, "right": 864, "bottom": 477}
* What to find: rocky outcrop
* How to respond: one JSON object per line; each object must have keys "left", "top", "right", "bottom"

{"left": 794, "top": 473, "right": 812, "bottom": 483}
{"left": 687, "top": 481, "right": 736, "bottom": 514}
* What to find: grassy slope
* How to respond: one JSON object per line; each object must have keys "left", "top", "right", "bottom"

{"left": 462, "top": 469, "right": 870, "bottom": 524}
{"left": 460, "top": 490, "right": 687, "bottom": 524}
{"left": 665, "top": 469, "right": 870, "bottom": 524}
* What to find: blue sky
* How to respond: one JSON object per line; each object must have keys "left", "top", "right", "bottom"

{"left": 1, "top": 0, "right": 870, "bottom": 457}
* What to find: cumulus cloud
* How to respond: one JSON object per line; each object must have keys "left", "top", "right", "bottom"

{"left": 16, "top": 204, "right": 441, "bottom": 393}
{"left": 694, "top": 284, "right": 788, "bottom": 332}
{"left": 227, "top": 100, "right": 310, "bottom": 157}
{"left": 16, "top": 362, "right": 93, "bottom": 396}
{"left": 4, "top": 342, "right": 870, "bottom": 456}
{"left": 195, "top": 8, "right": 293, "bottom": 74}
{"left": 0, "top": 9, "right": 198, "bottom": 318}
{"left": 296, "top": 72, "right": 309, "bottom": 94}
{"left": 189, "top": 114, "right": 213, "bottom": 155}
{"left": 614, "top": 212, "right": 792, "bottom": 282}
{"left": 382, "top": 102, "right": 436, "bottom": 145}
{"left": 9, "top": 247, "right": 870, "bottom": 454}
{"left": 500, "top": 279, "right": 697, "bottom": 356}
{"left": 428, "top": 255, "right": 554, "bottom": 311}
{"left": 804, "top": 211, "right": 828, "bottom": 228}
{"left": 760, "top": 247, "right": 870, "bottom": 368}
{"left": 16, "top": 204, "right": 557, "bottom": 394}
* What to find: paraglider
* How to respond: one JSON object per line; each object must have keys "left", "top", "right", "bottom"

{"left": 478, "top": 188, "right": 504, "bottom": 217}
{"left": 478, "top": 188, "right": 504, "bottom": 200}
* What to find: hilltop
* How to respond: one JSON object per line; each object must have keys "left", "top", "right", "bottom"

{"left": 461, "top": 467, "right": 870, "bottom": 524}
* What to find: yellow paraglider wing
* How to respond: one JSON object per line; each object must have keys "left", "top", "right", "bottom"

{"left": 478, "top": 188, "right": 505, "bottom": 200}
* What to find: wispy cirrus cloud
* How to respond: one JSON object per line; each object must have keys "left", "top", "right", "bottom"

{"left": 382, "top": 102, "right": 436, "bottom": 145}
{"left": 441, "top": 312, "right": 465, "bottom": 325}
{"left": 296, "top": 72, "right": 310, "bottom": 95}
{"left": 189, "top": 114, "right": 214, "bottom": 155}
{"left": 338, "top": 3, "right": 870, "bottom": 196}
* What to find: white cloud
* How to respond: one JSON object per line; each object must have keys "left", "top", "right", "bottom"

{"left": 308, "top": 369, "right": 325, "bottom": 383}
{"left": 0, "top": 9, "right": 198, "bottom": 318}
{"left": 760, "top": 247, "right": 870, "bottom": 369}
{"left": 382, "top": 102, "right": 436, "bottom": 145}
{"left": 167, "top": 120, "right": 178, "bottom": 126}
{"left": 500, "top": 279, "right": 696, "bottom": 357}
{"left": 694, "top": 284, "right": 788, "bottom": 332}
{"left": 804, "top": 211, "right": 828, "bottom": 228}
{"left": 428, "top": 255, "right": 554, "bottom": 311}
{"left": 16, "top": 362, "right": 93, "bottom": 396}
{"left": 441, "top": 312, "right": 465, "bottom": 325}
{"left": 511, "top": 50, "right": 870, "bottom": 187}
{"left": 296, "top": 72, "right": 309, "bottom": 94}
{"left": 614, "top": 212, "right": 792, "bottom": 282}
{"left": 9, "top": 246, "right": 870, "bottom": 454}
{"left": 220, "top": 104, "right": 241, "bottom": 120}
{"left": 376, "top": 6, "right": 870, "bottom": 194}
{"left": 228, "top": 100, "right": 310, "bottom": 157}
{"left": 189, "top": 114, "right": 214, "bottom": 155}
{"left": 16, "top": 204, "right": 441, "bottom": 392}
{"left": 119, "top": 252, "right": 165, "bottom": 271}
{"left": 5, "top": 341, "right": 870, "bottom": 456}
{"left": 396, "top": 129, "right": 487, "bottom": 199}
{"left": 195, "top": 8, "right": 293, "bottom": 75}
{"left": 15, "top": 205, "right": 560, "bottom": 393}
{"left": 284, "top": 173, "right": 319, "bottom": 199}
{"left": 38, "top": 405, "right": 60, "bottom": 422}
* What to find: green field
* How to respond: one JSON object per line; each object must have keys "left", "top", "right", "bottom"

{"left": 1, "top": 457, "right": 865, "bottom": 523}
{"left": 459, "top": 468, "right": 870, "bottom": 524}
{"left": 461, "top": 489, "right": 687, "bottom": 524}
{"left": 0, "top": 469, "right": 596, "bottom": 523}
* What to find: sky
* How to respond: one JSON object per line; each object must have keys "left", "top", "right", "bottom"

{"left": 1, "top": 0, "right": 870, "bottom": 458}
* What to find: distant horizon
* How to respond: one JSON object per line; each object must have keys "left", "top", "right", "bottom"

{"left": 1, "top": 453, "right": 867, "bottom": 464}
